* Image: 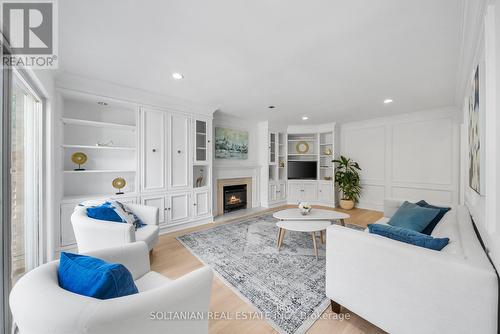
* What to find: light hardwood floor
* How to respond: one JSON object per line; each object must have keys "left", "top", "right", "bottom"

{"left": 150, "top": 206, "right": 386, "bottom": 334}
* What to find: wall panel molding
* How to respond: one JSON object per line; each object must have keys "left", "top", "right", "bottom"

{"left": 341, "top": 109, "right": 460, "bottom": 211}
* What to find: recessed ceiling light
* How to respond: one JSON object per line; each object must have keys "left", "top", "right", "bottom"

{"left": 97, "top": 101, "right": 108, "bottom": 106}
{"left": 302, "top": 116, "right": 309, "bottom": 120}
{"left": 172, "top": 72, "right": 184, "bottom": 80}
{"left": 384, "top": 99, "right": 393, "bottom": 104}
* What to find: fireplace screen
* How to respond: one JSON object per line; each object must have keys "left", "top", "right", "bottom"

{"left": 223, "top": 184, "right": 247, "bottom": 213}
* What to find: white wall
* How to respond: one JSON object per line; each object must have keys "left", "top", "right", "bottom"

{"left": 459, "top": 2, "right": 500, "bottom": 270}
{"left": 340, "top": 108, "right": 461, "bottom": 211}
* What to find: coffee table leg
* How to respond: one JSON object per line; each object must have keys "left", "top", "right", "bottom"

{"left": 311, "top": 232, "right": 318, "bottom": 259}
{"left": 278, "top": 229, "right": 286, "bottom": 250}
{"left": 340, "top": 219, "right": 345, "bottom": 227}
{"left": 276, "top": 228, "right": 282, "bottom": 248}
{"left": 320, "top": 230, "right": 325, "bottom": 244}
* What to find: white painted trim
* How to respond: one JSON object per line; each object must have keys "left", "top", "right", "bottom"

{"left": 56, "top": 73, "right": 217, "bottom": 117}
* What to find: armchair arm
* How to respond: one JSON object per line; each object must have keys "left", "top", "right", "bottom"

{"left": 83, "top": 242, "right": 150, "bottom": 280}
{"left": 87, "top": 267, "right": 214, "bottom": 334}
{"left": 127, "top": 203, "right": 159, "bottom": 226}
{"left": 71, "top": 209, "right": 135, "bottom": 253}
{"left": 326, "top": 225, "right": 498, "bottom": 334}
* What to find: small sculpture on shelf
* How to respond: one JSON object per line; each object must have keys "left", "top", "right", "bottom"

{"left": 323, "top": 147, "right": 332, "bottom": 156}
{"left": 195, "top": 169, "right": 204, "bottom": 187}
{"left": 279, "top": 160, "right": 285, "bottom": 168}
{"left": 96, "top": 140, "right": 114, "bottom": 147}
{"left": 112, "top": 177, "right": 126, "bottom": 195}
{"left": 71, "top": 152, "right": 87, "bottom": 171}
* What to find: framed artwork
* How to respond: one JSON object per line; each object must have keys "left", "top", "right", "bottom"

{"left": 468, "top": 65, "right": 481, "bottom": 194}
{"left": 215, "top": 127, "right": 249, "bottom": 159}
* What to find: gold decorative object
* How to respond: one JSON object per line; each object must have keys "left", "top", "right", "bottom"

{"left": 71, "top": 152, "right": 87, "bottom": 171}
{"left": 279, "top": 160, "right": 285, "bottom": 168}
{"left": 323, "top": 176, "right": 332, "bottom": 181}
{"left": 323, "top": 147, "right": 332, "bottom": 155}
{"left": 112, "top": 177, "right": 126, "bottom": 195}
{"left": 296, "top": 141, "right": 309, "bottom": 154}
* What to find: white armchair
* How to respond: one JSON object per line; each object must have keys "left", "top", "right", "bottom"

{"left": 71, "top": 202, "right": 160, "bottom": 253}
{"left": 10, "top": 242, "right": 214, "bottom": 334}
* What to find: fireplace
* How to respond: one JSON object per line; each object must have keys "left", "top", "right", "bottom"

{"left": 223, "top": 184, "right": 247, "bottom": 213}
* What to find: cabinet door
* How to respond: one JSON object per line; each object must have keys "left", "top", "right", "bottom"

{"left": 194, "top": 119, "right": 209, "bottom": 164}
{"left": 60, "top": 203, "right": 77, "bottom": 246}
{"left": 302, "top": 183, "right": 318, "bottom": 202}
{"left": 193, "top": 190, "right": 210, "bottom": 217}
{"left": 318, "top": 183, "right": 333, "bottom": 203}
{"left": 269, "top": 132, "right": 276, "bottom": 164}
{"left": 142, "top": 109, "right": 166, "bottom": 192}
{"left": 269, "top": 183, "right": 277, "bottom": 202}
{"left": 287, "top": 183, "right": 301, "bottom": 203}
{"left": 168, "top": 192, "right": 190, "bottom": 223}
{"left": 277, "top": 182, "right": 286, "bottom": 201}
{"left": 169, "top": 114, "right": 190, "bottom": 189}
{"left": 141, "top": 194, "right": 167, "bottom": 225}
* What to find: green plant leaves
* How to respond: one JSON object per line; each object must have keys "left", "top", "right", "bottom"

{"left": 332, "top": 155, "right": 362, "bottom": 202}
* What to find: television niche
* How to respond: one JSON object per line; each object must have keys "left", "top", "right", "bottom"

{"left": 288, "top": 161, "right": 317, "bottom": 180}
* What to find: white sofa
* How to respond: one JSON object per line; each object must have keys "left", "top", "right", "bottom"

{"left": 326, "top": 198, "right": 498, "bottom": 334}
{"left": 72, "top": 201, "right": 159, "bottom": 253}
{"left": 10, "top": 242, "right": 214, "bottom": 334}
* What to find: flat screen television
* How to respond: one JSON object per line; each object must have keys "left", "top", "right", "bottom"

{"left": 288, "top": 161, "right": 317, "bottom": 180}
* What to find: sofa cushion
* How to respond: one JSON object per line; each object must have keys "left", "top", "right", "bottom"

{"left": 134, "top": 271, "right": 171, "bottom": 292}
{"left": 388, "top": 201, "right": 440, "bottom": 233}
{"left": 431, "top": 210, "right": 463, "bottom": 255}
{"left": 86, "top": 203, "right": 123, "bottom": 222}
{"left": 368, "top": 224, "right": 450, "bottom": 251}
{"left": 416, "top": 200, "right": 451, "bottom": 235}
{"left": 58, "top": 252, "right": 138, "bottom": 299}
{"left": 135, "top": 224, "right": 160, "bottom": 250}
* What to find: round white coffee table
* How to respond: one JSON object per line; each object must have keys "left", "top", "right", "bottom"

{"left": 276, "top": 220, "right": 332, "bottom": 259}
{"left": 273, "top": 208, "right": 350, "bottom": 226}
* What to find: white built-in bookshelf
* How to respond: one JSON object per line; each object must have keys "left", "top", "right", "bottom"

{"left": 60, "top": 92, "right": 138, "bottom": 199}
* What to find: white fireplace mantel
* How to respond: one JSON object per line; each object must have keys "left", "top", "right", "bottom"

{"left": 212, "top": 164, "right": 261, "bottom": 213}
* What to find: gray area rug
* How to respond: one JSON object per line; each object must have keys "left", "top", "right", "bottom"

{"left": 177, "top": 213, "right": 364, "bottom": 334}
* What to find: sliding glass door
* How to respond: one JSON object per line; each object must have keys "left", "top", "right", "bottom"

{"left": 10, "top": 73, "right": 42, "bottom": 283}
{"left": 0, "top": 65, "right": 43, "bottom": 334}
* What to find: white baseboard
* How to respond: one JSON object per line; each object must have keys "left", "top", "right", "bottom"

{"left": 158, "top": 216, "right": 213, "bottom": 235}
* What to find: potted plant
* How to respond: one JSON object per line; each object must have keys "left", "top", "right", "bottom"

{"left": 333, "top": 156, "right": 361, "bottom": 210}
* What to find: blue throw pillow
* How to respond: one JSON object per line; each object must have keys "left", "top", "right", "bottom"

{"left": 86, "top": 203, "right": 123, "bottom": 222}
{"left": 368, "top": 224, "right": 449, "bottom": 251}
{"left": 416, "top": 200, "right": 451, "bottom": 235}
{"left": 388, "top": 201, "right": 440, "bottom": 233}
{"left": 58, "top": 252, "right": 138, "bottom": 299}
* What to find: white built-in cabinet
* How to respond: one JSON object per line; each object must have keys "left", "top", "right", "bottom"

{"left": 259, "top": 123, "right": 336, "bottom": 207}
{"left": 168, "top": 114, "right": 190, "bottom": 189}
{"left": 318, "top": 181, "right": 334, "bottom": 203}
{"left": 57, "top": 90, "right": 213, "bottom": 253}
{"left": 141, "top": 109, "right": 166, "bottom": 192}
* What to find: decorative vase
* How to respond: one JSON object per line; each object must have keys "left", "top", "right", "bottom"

{"left": 339, "top": 199, "right": 355, "bottom": 210}
{"left": 300, "top": 208, "right": 311, "bottom": 215}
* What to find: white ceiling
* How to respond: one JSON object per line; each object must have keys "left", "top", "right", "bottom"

{"left": 58, "top": 0, "right": 461, "bottom": 124}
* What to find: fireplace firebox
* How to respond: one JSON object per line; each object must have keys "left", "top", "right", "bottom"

{"left": 223, "top": 184, "right": 247, "bottom": 213}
